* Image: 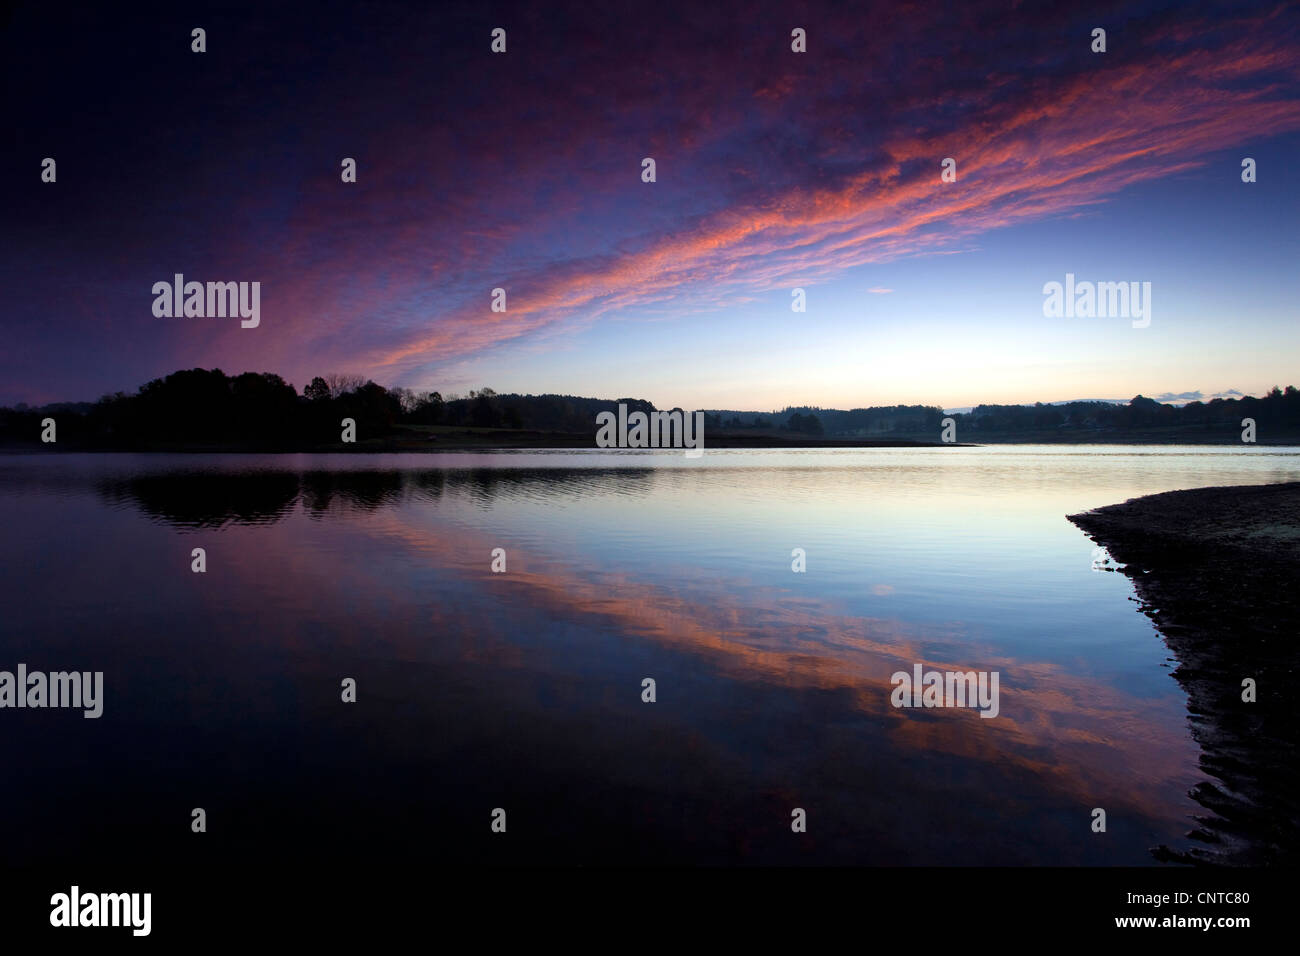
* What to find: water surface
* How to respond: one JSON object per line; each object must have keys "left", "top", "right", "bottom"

{"left": 2, "top": 445, "right": 1296, "bottom": 865}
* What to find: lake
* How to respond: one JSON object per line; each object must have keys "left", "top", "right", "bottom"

{"left": 2, "top": 445, "right": 1297, "bottom": 865}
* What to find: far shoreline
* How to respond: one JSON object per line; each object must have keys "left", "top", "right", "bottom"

{"left": 4, "top": 432, "right": 1300, "bottom": 454}
{"left": 0, "top": 431, "right": 980, "bottom": 453}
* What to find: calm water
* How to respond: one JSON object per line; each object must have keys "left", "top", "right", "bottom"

{"left": 2, "top": 445, "right": 1297, "bottom": 865}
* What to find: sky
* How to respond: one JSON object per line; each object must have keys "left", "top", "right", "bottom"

{"left": 3, "top": 0, "right": 1298, "bottom": 410}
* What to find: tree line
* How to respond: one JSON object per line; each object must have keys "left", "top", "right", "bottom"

{"left": 2, "top": 368, "right": 1298, "bottom": 448}
{"left": 0, "top": 368, "right": 658, "bottom": 448}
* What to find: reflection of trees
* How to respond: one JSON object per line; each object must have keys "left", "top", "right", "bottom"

{"left": 95, "top": 466, "right": 657, "bottom": 528}
{"left": 300, "top": 471, "right": 406, "bottom": 516}
{"left": 97, "top": 472, "right": 301, "bottom": 529}
{"left": 443, "top": 468, "right": 654, "bottom": 507}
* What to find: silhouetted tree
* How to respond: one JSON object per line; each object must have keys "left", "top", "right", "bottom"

{"left": 304, "top": 377, "right": 330, "bottom": 401}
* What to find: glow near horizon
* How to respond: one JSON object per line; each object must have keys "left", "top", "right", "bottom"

{"left": 415, "top": 156, "right": 1300, "bottom": 411}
